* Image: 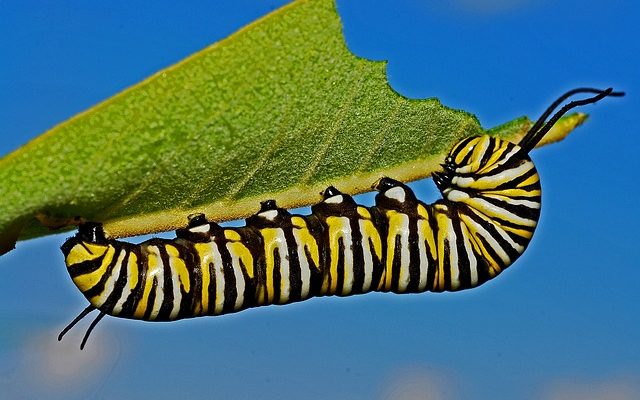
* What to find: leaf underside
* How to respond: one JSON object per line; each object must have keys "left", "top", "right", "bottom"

{"left": 0, "top": 0, "right": 586, "bottom": 255}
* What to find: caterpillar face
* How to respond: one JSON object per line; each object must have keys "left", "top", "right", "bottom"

{"left": 434, "top": 136, "right": 541, "bottom": 218}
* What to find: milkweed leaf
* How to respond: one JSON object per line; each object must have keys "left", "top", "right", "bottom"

{"left": 0, "top": 0, "right": 585, "bottom": 255}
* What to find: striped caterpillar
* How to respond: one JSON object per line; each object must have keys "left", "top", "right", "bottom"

{"left": 59, "top": 88, "right": 623, "bottom": 349}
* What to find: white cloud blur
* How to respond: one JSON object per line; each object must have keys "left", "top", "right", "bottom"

{"left": 541, "top": 375, "right": 640, "bottom": 400}
{"left": 1, "top": 325, "right": 119, "bottom": 399}
{"left": 377, "top": 365, "right": 455, "bottom": 400}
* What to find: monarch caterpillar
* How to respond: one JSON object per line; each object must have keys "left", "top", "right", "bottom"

{"left": 59, "top": 87, "right": 623, "bottom": 349}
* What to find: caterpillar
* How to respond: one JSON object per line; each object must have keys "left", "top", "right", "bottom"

{"left": 59, "top": 87, "right": 623, "bottom": 349}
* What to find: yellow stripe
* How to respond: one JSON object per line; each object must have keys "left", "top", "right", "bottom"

{"left": 166, "top": 245, "right": 190, "bottom": 293}
{"left": 260, "top": 228, "right": 281, "bottom": 303}
{"left": 453, "top": 138, "right": 477, "bottom": 165}
{"left": 357, "top": 207, "right": 382, "bottom": 259}
{"left": 227, "top": 241, "right": 254, "bottom": 279}
{"left": 291, "top": 216, "right": 320, "bottom": 269}
{"left": 194, "top": 242, "right": 212, "bottom": 315}
{"left": 383, "top": 210, "right": 407, "bottom": 291}
{"left": 417, "top": 204, "right": 437, "bottom": 260}
{"left": 325, "top": 216, "right": 348, "bottom": 294}
{"left": 224, "top": 230, "right": 241, "bottom": 241}
{"left": 480, "top": 140, "right": 511, "bottom": 174}
{"left": 484, "top": 188, "right": 541, "bottom": 198}
{"left": 469, "top": 136, "right": 490, "bottom": 172}
{"left": 361, "top": 219, "right": 382, "bottom": 261}
{"left": 499, "top": 224, "right": 534, "bottom": 240}
{"left": 128, "top": 251, "right": 139, "bottom": 291}
{"left": 458, "top": 213, "right": 502, "bottom": 276}
{"left": 134, "top": 247, "right": 161, "bottom": 318}
{"left": 517, "top": 173, "right": 540, "bottom": 187}
{"left": 434, "top": 208, "right": 451, "bottom": 291}
{"left": 72, "top": 245, "right": 116, "bottom": 291}
{"left": 65, "top": 242, "right": 108, "bottom": 265}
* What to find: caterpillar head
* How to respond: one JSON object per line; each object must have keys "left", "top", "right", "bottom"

{"left": 433, "top": 135, "right": 534, "bottom": 198}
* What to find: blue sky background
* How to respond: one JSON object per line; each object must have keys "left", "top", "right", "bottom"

{"left": 1, "top": 1, "right": 638, "bottom": 399}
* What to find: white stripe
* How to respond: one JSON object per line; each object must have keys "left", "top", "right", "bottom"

{"left": 149, "top": 246, "right": 165, "bottom": 320}
{"left": 211, "top": 242, "right": 225, "bottom": 315}
{"left": 273, "top": 228, "right": 291, "bottom": 303}
{"left": 385, "top": 186, "right": 406, "bottom": 202}
{"left": 358, "top": 220, "right": 374, "bottom": 292}
{"left": 460, "top": 213, "right": 511, "bottom": 265}
{"left": 93, "top": 249, "right": 126, "bottom": 308}
{"left": 189, "top": 224, "right": 210, "bottom": 233}
{"left": 447, "top": 220, "right": 461, "bottom": 290}
{"left": 292, "top": 230, "right": 311, "bottom": 299}
{"left": 494, "top": 146, "right": 521, "bottom": 168}
{"left": 112, "top": 254, "right": 135, "bottom": 315}
{"left": 468, "top": 196, "right": 537, "bottom": 227}
{"left": 460, "top": 223, "right": 479, "bottom": 287}
{"left": 396, "top": 214, "right": 411, "bottom": 293}
{"left": 482, "top": 193, "right": 540, "bottom": 209}
{"left": 416, "top": 219, "right": 430, "bottom": 292}
{"left": 169, "top": 255, "right": 183, "bottom": 320}
{"left": 227, "top": 244, "right": 246, "bottom": 310}
{"left": 336, "top": 217, "right": 354, "bottom": 295}
{"left": 453, "top": 159, "right": 532, "bottom": 189}
{"left": 259, "top": 210, "right": 278, "bottom": 220}
{"left": 480, "top": 161, "right": 533, "bottom": 185}
{"left": 324, "top": 195, "right": 343, "bottom": 204}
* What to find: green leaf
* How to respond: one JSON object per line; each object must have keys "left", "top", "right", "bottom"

{"left": 0, "top": 0, "right": 585, "bottom": 255}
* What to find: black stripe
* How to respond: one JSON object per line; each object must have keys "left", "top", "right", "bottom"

{"left": 68, "top": 257, "right": 104, "bottom": 278}
{"left": 479, "top": 138, "right": 498, "bottom": 169}
{"left": 157, "top": 246, "right": 174, "bottom": 321}
{"left": 235, "top": 227, "right": 262, "bottom": 308}
{"left": 143, "top": 277, "right": 158, "bottom": 321}
{"left": 177, "top": 241, "right": 200, "bottom": 319}
{"left": 425, "top": 205, "right": 440, "bottom": 292}
{"left": 367, "top": 236, "right": 383, "bottom": 292}
{"left": 83, "top": 247, "right": 121, "bottom": 299}
{"left": 238, "top": 256, "right": 256, "bottom": 309}
{"left": 284, "top": 227, "right": 302, "bottom": 302}
{"left": 450, "top": 212, "right": 472, "bottom": 290}
{"left": 303, "top": 214, "right": 325, "bottom": 298}
{"left": 335, "top": 237, "right": 345, "bottom": 296}
{"left": 463, "top": 207, "right": 520, "bottom": 262}
{"left": 493, "top": 165, "right": 538, "bottom": 191}
{"left": 120, "top": 246, "right": 146, "bottom": 318}
{"left": 478, "top": 194, "right": 540, "bottom": 222}
{"left": 485, "top": 212, "right": 537, "bottom": 233}
{"left": 272, "top": 247, "right": 282, "bottom": 303}
{"left": 461, "top": 208, "right": 509, "bottom": 272}
{"left": 207, "top": 247, "right": 217, "bottom": 315}
{"left": 405, "top": 215, "right": 421, "bottom": 293}
{"left": 368, "top": 206, "right": 388, "bottom": 292}
{"left": 390, "top": 235, "right": 402, "bottom": 292}
{"left": 439, "top": 238, "right": 451, "bottom": 292}
{"left": 464, "top": 232, "right": 492, "bottom": 287}
{"left": 454, "top": 137, "right": 478, "bottom": 166}
{"left": 218, "top": 237, "right": 238, "bottom": 313}
{"left": 101, "top": 250, "right": 131, "bottom": 315}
